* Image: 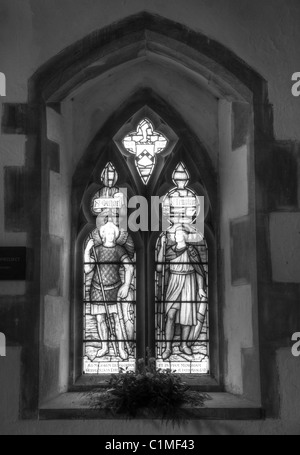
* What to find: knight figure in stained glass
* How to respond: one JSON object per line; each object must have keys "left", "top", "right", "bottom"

{"left": 83, "top": 162, "right": 136, "bottom": 374}
{"left": 85, "top": 221, "right": 134, "bottom": 358}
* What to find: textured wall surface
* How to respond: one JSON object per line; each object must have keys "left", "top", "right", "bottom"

{"left": 0, "top": 0, "right": 299, "bottom": 138}
{"left": 0, "top": 0, "right": 300, "bottom": 435}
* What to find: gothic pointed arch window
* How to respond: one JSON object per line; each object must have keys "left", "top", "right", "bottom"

{"left": 22, "top": 13, "right": 263, "bottom": 417}
{"left": 77, "top": 108, "right": 216, "bottom": 383}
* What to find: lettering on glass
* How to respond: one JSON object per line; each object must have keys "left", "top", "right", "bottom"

{"left": 83, "top": 162, "right": 136, "bottom": 374}
{"left": 155, "top": 162, "right": 209, "bottom": 374}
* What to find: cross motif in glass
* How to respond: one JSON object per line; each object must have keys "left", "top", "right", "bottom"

{"left": 122, "top": 118, "right": 168, "bottom": 185}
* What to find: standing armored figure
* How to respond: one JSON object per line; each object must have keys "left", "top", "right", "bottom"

{"left": 85, "top": 222, "right": 134, "bottom": 360}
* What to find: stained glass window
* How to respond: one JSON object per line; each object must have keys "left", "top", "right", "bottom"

{"left": 83, "top": 163, "right": 136, "bottom": 374}
{"left": 122, "top": 118, "right": 168, "bottom": 185}
{"left": 162, "top": 162, "right": 201, "bottom": 227}
{"left": 155, "top": 163, "right": 209, "bottom": 374}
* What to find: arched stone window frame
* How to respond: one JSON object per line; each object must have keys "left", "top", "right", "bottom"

{"left": 19, "top": 13, "right": 273, "bottom": 419}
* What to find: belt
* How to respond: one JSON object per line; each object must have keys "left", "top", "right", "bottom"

{"left": 170, "top": 270, "right": 195, "bottom": 276}
{"left": 91, "top": 280, "right": 122, "bottom": 291}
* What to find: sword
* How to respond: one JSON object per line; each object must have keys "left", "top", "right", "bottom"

{"left": 192, "top": 300, "right": 207, "bottom": 342}
{"left": 116, "top": 298, "right": 131, "bottom": 354}
{"left": 159, "top": 235, "right": 167, "bottom": 354}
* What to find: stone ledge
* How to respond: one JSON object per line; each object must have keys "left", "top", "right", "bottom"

{"left": 39, "top": 392, "right": 264, "bottom": 421}
{"left": 70, "top": 374, "right": 222, "bottom": 393}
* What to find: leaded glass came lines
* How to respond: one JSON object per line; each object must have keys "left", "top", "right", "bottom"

{"left": 155, "top": 163, "right": 209, "bottom": 374}
{"left": 122, "top": 118, "right": 168, "bottom": 185}
{"left": 83, "top": 163, "right": 136, "bottom": 374}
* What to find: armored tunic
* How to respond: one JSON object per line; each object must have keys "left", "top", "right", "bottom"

{"left": 90, "top": 244, "right": 129, "bottom": 315}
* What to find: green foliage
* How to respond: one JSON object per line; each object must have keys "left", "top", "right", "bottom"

{"left": 98, "top": 356, "right": 210, "bottom": 423}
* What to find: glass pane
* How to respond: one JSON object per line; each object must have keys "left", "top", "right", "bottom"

{"left": 83, "top": 163, "right": 136, "bottom": 374}
{"left": 155, "top": 163, "right": 209, "bottom": 374}
{"left": 162, "top": 162, "right": 201, "bottom": 227}
{"left": 122, "top": 118, "right": 168, "bottom": 185}
{"left": 90, "top": 162, "right": 126, "bottom": 220}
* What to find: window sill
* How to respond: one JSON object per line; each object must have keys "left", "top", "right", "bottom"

{"left": 70, "top": 374, "right": 222, "bottom": 393}
{"left": 39, "top": 392, "right": 264, "bottom": 421}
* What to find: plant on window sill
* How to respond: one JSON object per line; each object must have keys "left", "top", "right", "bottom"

{"left": 89, "top": 355, "right": 211, "bottom": 425}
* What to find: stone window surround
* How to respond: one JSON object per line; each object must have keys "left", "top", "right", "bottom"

{"left": 12, "top": 12, "right": 274, "bottom": 420}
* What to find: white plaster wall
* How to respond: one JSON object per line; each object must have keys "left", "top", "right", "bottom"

{"left": 46, "top": 107, "right": 71, "bottom": 296}
{"left": 68, "top": 61, "right": 219, "bottom": 173}
{"left": 47, "top": 107, "right": 64, "bottom": 144}
{"left": 223, "top": 285, "right": 253, "bottom": 394}
{"left": 219, "top": 100, "right": 257, "bottom": 396}
{"left": 219, "top": 101, "right": 249, "bottom": 219}
{"left": 49, "top": 172, "right": 64, "bottom": 239}
{"left": 43, "top": 295, "right": 69, "bottom": 392}
{"left": 43, "top": 107, "right": 71, "bottom": 395}
{"left": 44, "top": 295, "right": 64, "bottom": 350}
